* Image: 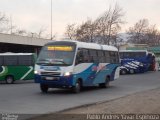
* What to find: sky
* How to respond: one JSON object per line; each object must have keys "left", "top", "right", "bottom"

{"left": 0, "top": 0, "right": 160, "bottom": 39}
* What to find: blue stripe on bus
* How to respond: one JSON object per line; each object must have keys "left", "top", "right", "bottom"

{"left": 73, "top": 63, "right": 119, "bottom": 86}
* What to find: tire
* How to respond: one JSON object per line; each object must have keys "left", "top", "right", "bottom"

{"left": 120, "top": 69, "right": 127, "bottom": 75}
{"left": 40, "top": 84, "right": 49, "bottom": 93}
{"left": 129, "top": 69, "right": 135, "bottom": 74}
{"left": 5, "top": 76, "right": 14, "bottom": 84}
{"left": 72, "top": 81, "right": 81, "bottom": 93}
{"left": 99, "top": 78, "right": 110, "bottom": 88}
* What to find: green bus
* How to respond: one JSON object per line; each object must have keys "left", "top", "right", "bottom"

{"left": 0, "top": 53, "right": 36, "bottom": 84}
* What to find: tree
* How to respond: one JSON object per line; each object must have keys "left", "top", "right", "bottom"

{"left": 145, "top": 25, "right": 160, "bottom": 46}
{"left": 76, "top": 19, "right": 97, "bottom": 42}
{"left": 65, "top": 24, "right": 76, "bottom": 40}
{"left": 37, "top": 27, "right": 47, "bottom": 38}
{"left": 127, "top": 19, "right": 149, "bottom": 44}
{"left": 88, "top": 3, "right": 125, "bottom": 45}
{"left": 64, "top": 3, "right": 125, "bottom": 45}
{"left": 97, "top": 3, "right": 124, "bottom": 45}
{"left": 0, "top": 12, "right": 9, "bottom": 33}
{"left": 127, "top": 19, "right": 160, "bottom": 46}
{"left": 15, "top": 29, "right": 27, "bottom": 36}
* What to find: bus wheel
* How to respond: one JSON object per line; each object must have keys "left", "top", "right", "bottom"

{"left": 99, "top": 79, "right": 109, "bottom": 88}
{"left": 5, "top": 76, "right": 14, "bottom": 84}
{"left": 72, "top": 80, "right": 81, "bottom": 93}
{"left": 40, "top": 84, "right": 49, "bottom": 93}
{"left": 120, "top": 69, "right": 127, "bottom": 75}
{"left": 129, "top": 69, "right": 135, "bottom": 74}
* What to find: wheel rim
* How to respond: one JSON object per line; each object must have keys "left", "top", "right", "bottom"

{"left": 76, "top": 82, "right": 80, "bottom": 91}
{"left": 74, "top": 82, "right": 80, "bottom": 93}
{"left": 130, "top": 69, "right": 134, "bottom": 74}
{"left": 121, "top": 70, "right": 126, "bottom": 74}
{"left": 6, "top": 77, "right": 13, "bottom": 84}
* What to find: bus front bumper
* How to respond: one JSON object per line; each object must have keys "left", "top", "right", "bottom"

{"left": 34, "top": 74, "right": 74, "bottom": 88}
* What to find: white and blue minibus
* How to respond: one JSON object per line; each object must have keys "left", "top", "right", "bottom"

{"left": 34, "top": 40, "right": 120, "bottom": 93}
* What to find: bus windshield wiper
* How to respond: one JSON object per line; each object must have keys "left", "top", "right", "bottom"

{"left": 36, "top": 62, "right": 49, "bottom": 65}
{"left": 36, "top": 59, "right": 68, "bottom": 65}
{"left": 36, "top": 59, "right": 50, "bottom": 65}
{"left": 52, "top": 59, "right": 68, "bottom": 65}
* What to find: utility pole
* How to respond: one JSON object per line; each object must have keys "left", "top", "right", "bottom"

{"left": 10, "top": 15, "right": 13, "bottom": 34}
{"left": 51, "top": 0, "right": 53, "bottom": 40}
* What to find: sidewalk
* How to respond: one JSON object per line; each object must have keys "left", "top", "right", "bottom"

{"left": 30, "top": 87, "right": 160, "bottom": 120}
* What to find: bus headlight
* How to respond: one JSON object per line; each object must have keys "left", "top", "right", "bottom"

{"left": 64, "top": 72, "right": 72, "bottom": 76}
{"left": 34, "top": 70, "right": 39, "bottom": 74}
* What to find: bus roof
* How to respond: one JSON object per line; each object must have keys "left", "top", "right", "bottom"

{"left": 77, "top": 42, "right": 118, "bottom": 51}
{"left": 120, "top": 50, "right": 148, "bottom": 53}
{"left": 0, "top": 53, "right": 33, "bottom": 56}
{"left": 46, "top": 40, "right": 118, "bottom": 51}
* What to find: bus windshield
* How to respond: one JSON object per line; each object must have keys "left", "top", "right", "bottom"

{"left": 36, "top": 45, "right": 76, "bottom": 66}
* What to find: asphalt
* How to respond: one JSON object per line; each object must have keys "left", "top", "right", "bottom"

{"left": 0, "top": 71, "right": 160, "bottom": 114}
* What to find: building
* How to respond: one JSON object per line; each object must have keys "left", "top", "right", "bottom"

{"left": 0, "top": 33, "right": 52, "bottom": 54}
{"left": 148, "top": 46, "right": 160, "bottom": 64}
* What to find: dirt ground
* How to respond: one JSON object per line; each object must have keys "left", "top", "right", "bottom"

{"left": 30, "top": 87, "right": 160, "bottom": 120}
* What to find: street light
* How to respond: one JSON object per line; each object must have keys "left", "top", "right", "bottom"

{"left": 51, "top": 0, "right": 53, "bottom": 40}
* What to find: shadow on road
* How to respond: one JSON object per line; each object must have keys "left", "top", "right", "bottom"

{"left": 0, "top": 80, "right": 34, "bottom": 85}
{"left": 39, "top": 86, "right": 115, "bottom": 95}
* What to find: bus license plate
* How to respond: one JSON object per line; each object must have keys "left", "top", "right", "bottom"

{"left": 45, "top": 77, "right": 58, "bottom": 80}
{"left": 45, "top": 77, "right": 54, "bottom": 80}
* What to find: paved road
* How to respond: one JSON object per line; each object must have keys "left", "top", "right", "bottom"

{"left": 0, "top": 71, "right": 160, "bottom": 114}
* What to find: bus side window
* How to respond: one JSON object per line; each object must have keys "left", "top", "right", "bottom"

{"left": 119, "top": 52, "right": 123, "bottom": 58}
{"left": 4, "top": 56, "right": 18, "bottom": 66}
{"left": 98, "top": 51, "right": 105, "bottom": 63}
{"left": 75, "top": 49, "right": 84, "bottom": 65}
{"left": 18, "top": 55, "right": 34, "bottom": 66}
{"left": 83, "top": 49, "right": 90, "bottom": 62}
{"left": 0, "top": 56, "right": 4, "bottom": 66}
{"left": 89, "top": 49, "right": 98, "bottom": 63}
{"left": 109, "top": 51, "right": 118, "bottom": 63}
{"left": 116, "top": 52, "right": 120, "bottom": 63}
{"left": 104, "top": 51, "right": 110, "bottom": 63}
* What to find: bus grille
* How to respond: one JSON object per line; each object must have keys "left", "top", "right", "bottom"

{"left": 41, "top": 72, "right": 61, "bottom": 77}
